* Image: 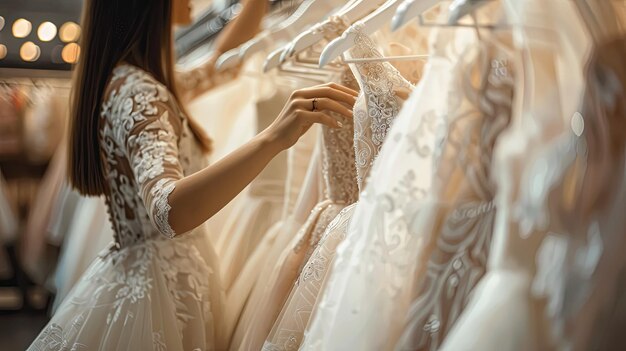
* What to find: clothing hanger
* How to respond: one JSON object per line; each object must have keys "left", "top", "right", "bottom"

{"left": 216, "top": 0, "right": 335, "bottom": 71}
{"left": 391, "top": 0, "right": 440, "bottom": 30}
{"left": 276, "top": 0, "right": 386, "bottom": 66}
{"left": 176, "top": 1, "right": 241, "bottom": 59}
{"left": 319, "top": 0, "right": 408, "bottom": 67}
{"left": 263, "top": 45, "right": 288, "bottom": 72}
{"left": 239, "top": 0, "right": 335, "bottom": 62}
{"left": 406, "top": 0, "right": 504, "bottom": 30}
{"left": 447, "top": 0, "right": 489, "bottom": 25}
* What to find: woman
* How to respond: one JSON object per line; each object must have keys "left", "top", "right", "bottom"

{"left": 27, "top": 0, "right": 356, "bottom": 350}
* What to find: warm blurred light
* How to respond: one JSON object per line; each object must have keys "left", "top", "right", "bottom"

{"left": 59, "top": 22, "right": 80, "bottom": 42}
{"left": 37, "top": 21, "right": 57, "bottom": 42}
{"left": 20, "top": 41, "right": 40, "bottom": 62}
{"left": 12, "top": 18, "right": 32, "bottom": 38}
{"left": 62, "top": 43, "right": 80, "bottom": 63}
{"left": 0, "top": 45, "right": 6, "bottom": 60}
{"left": 0, "top": 16, "right": 5, "bottom": 31}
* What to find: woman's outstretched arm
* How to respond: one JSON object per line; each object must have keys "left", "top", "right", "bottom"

{"left": 128, "top": 82, "right": 357, "bottom": 237}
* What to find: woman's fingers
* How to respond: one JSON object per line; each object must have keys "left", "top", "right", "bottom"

{"left": 298, "top": 110, "right": 343, "bottom": 129}
{"left": 315, "top": 98, "right": 353, "bottom": 118}
{"left": 294, "top": 98, "right": 352, "bottom": 118}
{"left": 296, "top": 85, "right": 358, "bottom": 107}
{"left": 323, "top": 82, "right": 359, "bottom": 97}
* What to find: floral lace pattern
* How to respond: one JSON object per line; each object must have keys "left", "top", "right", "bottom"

{"left": 30, "top": 314, "right": 87, "bottom": 351}
{"left": 263, "top": 205, "right": 356, "bottom": 351}
{"left": 28, "top": 64, "right": 221, "bottom": 351}
{"left": 300, "top": 24, "right": 500, "bottom": 351}
{"left": 345, "top": 23, "right": 414, "bottom": 190}
{"left": 100, "top": 64, "right": 197, "bottom": 245}
{"left": 394, "top": 41, "right": 515, "bottom": 351}
{"left": 264, "top": 28, "right": 413, "bottom": 351}
{"left": 151, "top": 179, "right": 177, "bottom": 239}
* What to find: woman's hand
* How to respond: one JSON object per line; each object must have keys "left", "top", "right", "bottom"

{"left": 263, "top": 83, "right": 359, "bottom": 150}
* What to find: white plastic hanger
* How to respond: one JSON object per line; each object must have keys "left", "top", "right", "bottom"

{"left": 277, "top": 0, "right": 388, "bottom": 66}
{"left": 215, "top": 0, "right": 335, "bottom": 71}
{"left": 239, "top": 0, "right": 323, "bottom": 58}
{"left": 318, "top": 0, "right": 404, "bottom": 67}
{"left": 216, "top": 48, "right": 241, "bottom": 70}
{"left": 263, "top": 45, "right": 288, "bottom": 72}
{"left": 391, "top": 0, "right": 439, "bottom": 31}
{"left": 447, "top": 0, "right": 488, "bottom": 25}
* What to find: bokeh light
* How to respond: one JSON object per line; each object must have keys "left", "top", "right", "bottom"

{"left": 12, "top": 18, "right": 32, "bottom": 38}
{"left": 62, "top": 42, "right": 80, "bottom": 63}
{"left": 20, "top": 41, "right": 41, "bottom": 62}
{"left": 59, "top": 21, "right": 80, "bottom": 42}
{"left": 38, "top": 21, "right": 57, "bottom": 42}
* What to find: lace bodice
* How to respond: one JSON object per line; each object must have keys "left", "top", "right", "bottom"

{"left": 100, "top": 64, "right": 206, "bottom": 247}
{"left": 346, "top": 23, "right": 414, "bottom": 190}
{"left": 321, "top": 70, "right": 360, "bottom": 204}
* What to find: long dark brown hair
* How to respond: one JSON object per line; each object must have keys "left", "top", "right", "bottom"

{"left": 68, "top": 0, "right": 208, "bottom": 196}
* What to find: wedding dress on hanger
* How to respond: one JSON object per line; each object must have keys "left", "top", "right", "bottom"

{"left": 223, "top": 79, "right": 320, "bottom": 345}
{"left": 263, "top": 21, "right": 417, "bottom": 351}
{"left": 394, "top": 11, "right": 516, "bottom": 351}
{"left": 228, "top": 135, "right": 323, "bottom": 351}
{"left": 229, "top": 17, "right": 360, "bottom": 351}
{"left": 526, "top": 1, "right": 626, "bottom": 350}
{"left": 301, "top": 7, "right": 488, "bottom": 350}
{"left": 29, "top": 63, "right": 226, "bottom": 351}
{"left": 187, "top": 56, "right": 259, "bottom": 244}
{"left": 439, "top": 1, "right": 623, "bottom": 350}
{"left": 217, "top": 58, "right": 290, "bottom": 292}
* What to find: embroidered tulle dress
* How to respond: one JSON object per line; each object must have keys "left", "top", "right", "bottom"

{"left": 29, "top": 64, "right": 226, "bottom": 351}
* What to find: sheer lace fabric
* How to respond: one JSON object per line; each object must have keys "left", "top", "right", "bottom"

{"left": 232, "top": 66, "right": 358, "bottom": 351}
{"left": 29, "top": 64, "right": 226, "bottom": 351}
{"left": 228, "top": 21, "right": 355, "bottom": 348}
{"left": 230, "top": 140, "right": 323, "bottom": 350}
{"left": 394, "top": 28, "right": 515, "bottom": 351}
{"left": 250, "top": 71, "right": 357, "bottom": 351}
{"left": 262, "top": 23, "right": 416, "bottom": 351}
{"left": 300, "top": 19, "right": 482, "bottom": 351}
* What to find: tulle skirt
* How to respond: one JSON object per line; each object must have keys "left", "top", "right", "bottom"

{"left": 28, "top": 230, "right": 226, "bottom": 351}
{"left": 263, "top": 204, "right": 357, "bottom": 351}
{"left": 231, "top": 201, "right": 348, "bottom": 351}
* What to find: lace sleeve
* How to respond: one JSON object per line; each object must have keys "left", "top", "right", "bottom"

{"left": 123, "top": 81, "right": 185, "bottom": 239}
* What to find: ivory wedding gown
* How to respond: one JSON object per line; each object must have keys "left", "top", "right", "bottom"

{"left": 29, "top": 63, "right": 226, "bottom": 351}
{"left": 228, "top": 18, "right": 360, "bottom": 351}
{"left": 394, "top": 24, "right": 515, "bottom": 351}
{"left": 263, "top": 22, "right": 415, "bottom": 351}
{"left": 441, "top": 1, "right": 626, "bottom": 350}
{"left": 301, "top": 9, "right": 498, "bottom": 349}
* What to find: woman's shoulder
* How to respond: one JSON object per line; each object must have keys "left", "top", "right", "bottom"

{"left": 103, "top": 63, "right": 174, "bottom": 116}
{"left": 109, "top": 63, "right": 169, "bottom": 96}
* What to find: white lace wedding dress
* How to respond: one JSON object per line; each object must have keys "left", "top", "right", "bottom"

{"left": 28, "top": 63, "right": 226, "bottom": 351}
{"left": 262, "top": 22, "right": 414, "bottom": 351}
{"left": 300, "top": 13, "right": 490, "bottom": 350}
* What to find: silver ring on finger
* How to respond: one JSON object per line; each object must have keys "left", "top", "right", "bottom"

{"left": 312, "top": 98, "right": 318, "bottom": 112}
